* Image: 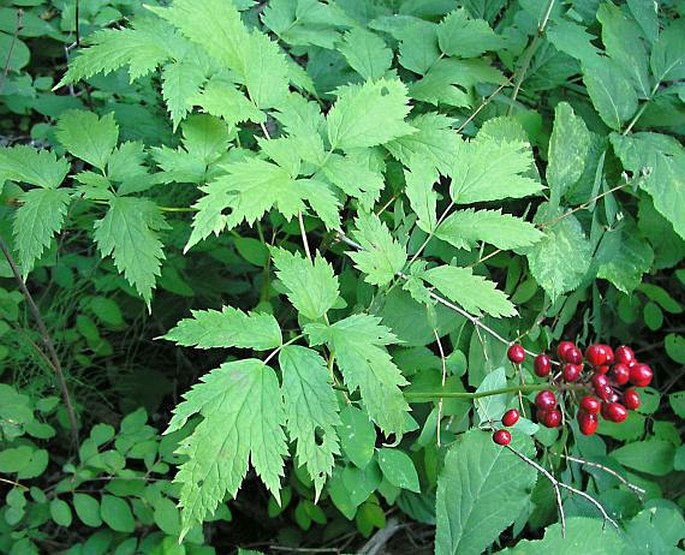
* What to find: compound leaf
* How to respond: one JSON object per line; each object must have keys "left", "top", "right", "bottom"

{"left": 0, "top": 146, "right": 69, "bottom": 189}
{"left": 349, "top": 212, "right": 406, "bottom": 287}
{"left": 56, "top": 111, "right": 119, "bottom": 171}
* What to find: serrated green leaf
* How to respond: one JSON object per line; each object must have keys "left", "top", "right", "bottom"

{"left": 93, "top": 197, "right": 167, "bottom": 306}
{"left": 437, "top": 9, "right": 502, "bottom": 58}
{"left": 298, "top": 179, "right": 342, "bottom": 230}
{"left": 348, "top": 212, "right": 406, "bottom": 287}
{"left": 404, "top": 157, "right": 438, "bottom": 233}
{"left": 0, "top": 146, "right": 69, "bottom": 189}
{"left": 164, "top": 306, "right": 281, "bottom": 350}
{"left": 449, "top": 135, "right": 542, "bottom": 203}
{"left": 596, "top": 224, "right": 654, "bottom": 294}
{"left": 166, "top": 359, "right": 287, "bottom": 539}
{"left": 321, "top": 152, "right": 384, "bottom": 209}
{"left": 423, "top": 265, "right": 517, "bottom": 318}
{"left": 306, "top": 315, "right": 410, "bottom": 434}
{"left": 100, "top": 495, "right": 135, "bottom": 533}
{"left": 581, "top": 57, "right": 638, "bottom": 131}
{"left": 436, "top": 209, "right": 543, "bottom": 252}
{"left": 474, "top": 367, "right": 508, "bottom": 424}
{"left": 337, "top": 405, "right": 376, "bottom": 469}
{"left": 162, "top": 59, "right": 207, "bottom": 131}
{"left": 279, "top": 346, "right": 340, "bottom": 498}
{"left": 650, "top": 18, "right": 685, "bottom": 83}
{"left": 547, "top": 19, "right": 602, "bottom": 63}
{"left": 435, "top": 431, "right": 537, "bottom": 555}
{"left": 383, "top": 16, "right": 440, "bottom": 75}
{"left": 612, "top": 440, "right": 675, "bottom": 476}
{"left": 58, "top": 18, "right": 182, "bottom": 85}
{"left": 271, "top": 248, "right": 339, "bottom": 321}
{"left": 547, "top": 102, "right": 592, "bottom": 202}
{"left": 13, "top": 188, "right": 70, "bottom": 275}
{"left": 326, "top": 79, "right": 415, "bottom": 151}
{"left": 610, "top": 132, "right": 685, "bottom": 240}
{"left": 526, "top": 204, "right": 592, "bottom": 302}
{"left": 57, "top": 111, "right": 119, "bottom": 171}
{"left": 339, "top": 27, "right": 393, "bottom": 81}
{"left": 623, "top": 503, "right": 685, "bottom": 555}
{"left": 190, "top": 76, "right": 266, "bottom": 126}
{"left": 377, "top": 448, "right": 420, "bottom": 493}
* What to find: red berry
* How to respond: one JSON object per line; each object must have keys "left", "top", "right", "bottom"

{"left": 564, "top": 346, "right": 583, "bottom": 365}
{"left": 585, "top": 344, "right": 607, "bottom": 367}
{"left": 502, "top": 409, "right": 520, "bottom": 427}
{"left": 493, "top": 429, "right": 512, "bottom": 446}
{"left": 615, "top": 345, "right": 635, "bottom": 365}
{"left": 591, "top": 373, "right": 608, "bottom": 390}
{"left": 577, "top": 411, "right": 599, "bottom": 435}
{"left": 629, "top": 363, "right": 653, "bottom": 387}
{"left": 535, "top": 390, "right": 557, "bottom": 410}
{"left": 538, "top": 408, "right": 562, "bottom": 428}
{"left": 579, "top": 396, "right": 601, "bottom": 414}
{"left": 602, "top": 345, "right": 615, "bottom": 364}
{"left": 556, "top": 341, "right": 575, "bottom": 360}
{"left": 507, "top": 344, "right": 526, "bottom": 364}
{"left": 595, "top": 364, "right": 610, "bottom": 375}
{"left": 534, "top": 354, "right": 552, "bottom": 377}
{"left": 622, "top": 388, "right": 641, "bottom": 410}
{"left": 597, "top": 384, "right": 614, "bottom": 401}
{"left": 602, "top": 402, "right": 628, "bottom": 423}
{"left": 609, "top": 363, "right": 630, "bottom": 386}
{"left": 562, "top": 363, "right": 582, "bottom": 382}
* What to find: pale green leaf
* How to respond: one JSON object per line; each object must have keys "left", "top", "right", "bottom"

{"left": 190, "top": 76, "right": 266, "bottom": 126}
{"left": 279, "top": 346, "right": 340, "bottom": 498}
{"left": 547, "top": 102, "right": 592, "bottom": 202}
{"left": 473, "top": 367, "right": 508, "bottom": 424}
{"left": 167, "top": 359, "right": 287, "bottom": 538}
{"left": 436, "top": 209, "right": 543, "bottom": 251}
{"left": 13, "top": 188, "right": 70, "bottom": 275}
{"left": 423, "top": 265, "right": 517, "bottom": 318}
{"left": 271, "top": 248, "right": 339, "bottom": 321}
{"left": 408, "top": 59, "right": 471, "bottom": 108}
{"left": 306, "top": 315, "right": 410, "bottom": 434}
{"left": 526, "top": 204, "right": 592, "bottom": 303}
{"left": 164, "top": 306, "right": 282, "bottom": 350}
{"left": 435, "top": 431, "right": 537, "bottom": 555}
{"left": 437, "top": 9, "right": 502, "bottom": 58}
{"left": 449, "top": 135, "right": 542, "bottom": 203}
{"left": 377, "top": 448, "right": 420, "bottom": 493}
{"left": 650, "top": 18, "right": 685, "bottom": 83}
{"left": 326, "top": 79, "right": 415, "bottom": 151}
{"left": 321, "top": 152, "right": 384, "bottom": 209}
{"left": 339, "top": 27, "right": 393, "bottom": 81}
{"left": 596, "top": 224, "right": 654, "bottom": 294}
{"left": 93, "top": 197, "right": 167, "bottom": 305}
{"left": 298, "top": 179, "right": 342, "bottom": 230}
{"left": 581, "top": 57, "right": 638, "bottom": 131}
{"left": 56, "top": 111, "right": 119, "bottom": 171}
{"left": 610, "top": 132, "right": 685, "bottom": 240}
{"left": 348, "top": 212, "right": 406, "bottom": 287}
{"left": 547, "top": 19, "right": 602, "bottom": 63}
{"left": 379, "top": 16, "right": 439, "bottom": 75}
{"left": 162, "top": 59, "right": 207, "bottom": 131}
{"left": 0, "top": 146, "right": 69, "bottom": 189}
{"left": 337, "top": 405, "right": 376, "bottom": 469}
{"left": 404, "top": 157, "right": 438, "bottom": 233}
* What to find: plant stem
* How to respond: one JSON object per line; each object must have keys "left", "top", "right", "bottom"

{"left": 263, "top": 334, "right": 304, "bottom": 366}
{"left": 404, "top": 383, "right": 548, "bottom": 402}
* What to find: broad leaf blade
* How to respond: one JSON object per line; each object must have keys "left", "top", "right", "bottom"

{"left": 0, "top": 146, "right": 69, "bottom": 189}
{"left": 56, "top": 111, "right": 119, "bottom": 171}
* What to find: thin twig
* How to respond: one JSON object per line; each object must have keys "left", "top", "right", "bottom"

{"left": 0, "top": 237, "right": 79, "bottom": 448}
{"left": 559, "top": 453, "right": 646, "bottom": 497}
{"left": 298, "top": 212, "right": 312, "bottom": 261}
{"left": 433, "top": 329, "right": 447, "bottom": 447}
{"left": 556, "top": 481, "right": 619, "bottom": 529}
{"left": 456, "top": 79, "right": 512, "bottom": 134}
{"left": 0, "top": 476, "right": 28, "bottom": 490}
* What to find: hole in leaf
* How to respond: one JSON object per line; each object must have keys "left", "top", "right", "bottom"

{"left": 380, "top": 86, "right": 389, "bottom": 96}
{"left": 314, "top": 426, "right": 325, "bottom": 446}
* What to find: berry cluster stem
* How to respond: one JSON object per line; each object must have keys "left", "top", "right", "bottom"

{"left": 404, "top": 383, "right": 551, "bottom": 402}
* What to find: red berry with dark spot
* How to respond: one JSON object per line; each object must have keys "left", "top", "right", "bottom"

{"left": 630, "top": 363, "right": 653, "bottom": 387}
{"left": 493, "top": 429, "right": 512, "bottom": 446}
{"left": 615, "top": 345, "right": 636, "bottom": 365}
{"left": 562, "top": 363, "right": 582, "bottom": 382}
{"left": 579, "top": 396, "right": 601, "bottom": 414}
{"left": 602, "top": 402, "right": 628, "bottom": 423}
{"left": 538, "top": 408, "right": 562, "bottom": 428}
{"left": 623, "top": 388, "right": 641, "bottom": 410}
{"left": 534, "top": 354, "right": 552, "bottom": 377}
{"left": 609, "top": 363, "right": 630, "bottom": 386}
{"left": 507, "top": 344, "right": 526, "bottom": 364}
{"left": 577, "top": 411, "right": 599, "bottom": 435}
{"left": 535, "top": 390, "right": 557, "bottom": 410}
{"left": 502, "top": 409, "right": 520, "bottom": 427}
{"left": 557, "top": 341, "right": 575, "bottom": 360}
{"left": 585, "top": 344, "right": 607, "bottom": 367}
{"left": 563, "top": 346, "right": 583, "bottom": 365}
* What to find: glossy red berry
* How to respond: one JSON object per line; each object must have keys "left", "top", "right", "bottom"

{"left": 556, "top": 341, "right": 575, "bottom": 360}
{"left": 535, "top": 390, "right": 557, "bottom": 410}
{"left": 609, "top": 363, "right": 630, "bottom": 386}
{"left": 502, "top": 409, "right": 520, "bottom": 427}
{"left": 630, "top": 363, "right": 653, "bottom": 387}
{"left": 493, "top": 429, "right": 512, "bottom": 446}
{"left": 577, "top": 411, "right": 598, "bottom": 435}
{"left": 602, "top": 402, "right": 628, "bottom": 423}
{"left": 615, "top": 345, "right": 635, "bottom": 365}
{"left": 591, "top": 373, "right": 609, "bottom": 391}
{"left": 602, "top": 345, "right": 615, "bottom": 364}
{"left": 597, "top": 384, "right": 614, "bottom": 401}
{"left": 579, "top": 396, "right": 601, "bottom": 415}
{"left": 538, "top": 408, "right": 562, "bottom": 428}
{"left": 563, "top": 346, "right": 583, "bottom": 365}
{"left": 562, "top": 363, "right": 582, "bottom": 382}
{"left": 585, "top": 344, "right": 608, "bottom": 367}
{"left": 622, "top": 388, "right": 641, "bottom": 410}
{"left": 596, "top": 364, "right": 610, "bottom": 375}
{"left": 534, "top": 354, "right": 552, "bottom": 377}
{"left": 507, "top": 344, "right": 526, "bottom": 364}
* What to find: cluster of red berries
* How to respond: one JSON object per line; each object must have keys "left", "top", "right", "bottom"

{"left": 492, "top": 342, "right": 653, "bottom": 445}
{"left": 492, "top": 408, "right": 520, "bottom": 446}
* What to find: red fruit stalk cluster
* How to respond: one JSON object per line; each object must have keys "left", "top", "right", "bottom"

{"left": 494, "top": 342, "right": 653, "bottom": 445}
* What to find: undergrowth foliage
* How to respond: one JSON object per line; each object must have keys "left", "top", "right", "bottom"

{"left": 1, "top": 0, "right": 684, "bottom": 553}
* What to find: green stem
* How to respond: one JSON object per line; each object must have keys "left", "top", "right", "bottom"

{"left": 404, "top": 383, "right": 549, "bottom": 402}
{"left": 263, "top": 334, "right": 304, "bottom": 365}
